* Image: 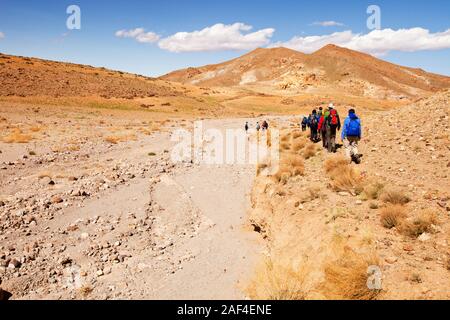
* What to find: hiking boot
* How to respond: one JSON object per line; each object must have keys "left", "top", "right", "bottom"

{"left": 352, "top": 154, "right": 362, "bottom": 164}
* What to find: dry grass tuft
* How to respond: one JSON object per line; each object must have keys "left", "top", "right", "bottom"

{"left": 292, "top": 130, "right": 303, "bottom": 139}
{"left": 321, "top": 246, "right": 380, "bottom": 300}
{"left": 380, "top": 205, "right": 407, "bottom": 229}
{"left": 380, "top": 188, "right": 411, "bottom": 205}
{"left": 363, "top": 181, "right": 385, "bottom": 200}
{"left": 3, "top": 128, "right": 33, "bottom": 143}
{"left": 280, "top": 133, "right": 291, "bottom": 143}
{"left": 292, "top": 139, "right": 307, "bottom": 153}
{"left": 104, "top": 133, "right": 137, "bottom": 144}
{"left": 303, "top": 143, "right": 317, "bottom": 159}
{"left": 280, "top": 142, "right": 291, "bottom": 152}
{"left": 324, "top": 156, "right": 365, "bottom": 194}
{"left": 400, "top": 210, "right": 440, "bottom": 238}
{"left": 324, "top": 156, "right": 349, "bottom": 174}
{"left": 272, "top": 167, "right": 293, "bottom": 185}
{"left": 78, "top": 285, "right": 94, "bottom": 298}
{"left": 256, "top": 162, "right": 269, "bottom": 177}
{"left": 281, "top": 154, "right": 305, "bottom": 176}
{"left": 247, "top": 258, "right": 307, "bottom": 300}
{"left": 272, "top": 154, "right": 305, "bottom": 184}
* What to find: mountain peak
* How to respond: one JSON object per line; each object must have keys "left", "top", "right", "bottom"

{"left": 160, "top": 45, "right": 450, "bottom": 98}
{"left": 314, "top": 44, "right": 352, "bottom": 54}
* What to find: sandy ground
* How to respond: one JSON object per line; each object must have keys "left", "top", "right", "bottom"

{"left": 0, "top": 113, "right": 264, "bottom": 300}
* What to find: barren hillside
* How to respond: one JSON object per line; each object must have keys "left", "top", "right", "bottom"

{"left": 161, "top": 45, "right": 450, "bottom": 101}
{"left": 0, "top": 53, "right": 186, "bottom": 99}
{"left": 247, "top": 90, "right": 450, "bottom": 300}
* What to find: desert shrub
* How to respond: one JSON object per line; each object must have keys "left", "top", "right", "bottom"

{"left": 324, "top": 157, "right": 365, "bottom": 194}
{"left": 280, "top": 142, "right": 291, "bottom": 152}
{"left": 400, "top": 210, "right": 440, "bottom": 238}
{"left": 281, "top": 154, "right": 305, "bottom": 177}
{"left": 280, "top": 133, "right": 291, "bottom": 143}
{"left": 303, "top": 143, "right": 317, "bottom": 159}
{"left": 324, "top": 155, "right": 349, "bottom": 174}
{"left": 104, "top": 134, "right": 137, "bottom": 144}
{"left": 369, "top": 202, "right": 379, "bottom": 210}
{"left": 272, "top": 167, "right": 293, "bottom": 185}
{"left": 256, "top": 162, "right": 269, "bottom": 177}
{"left": 292, "top": 139, "right": 307, "bottom": 153}
{"left": 292, "top": 130, "right": 303, "bottom": 139}
{"left": 380, "top": 205, "right": 407, "bottom": 229}
{"left": 380, "top": 188, "right": 411, "bottom": 205}
{"left": 363, "top": 182, "right": 385, "bottom": 200}
{"left": 247, "top": 258, "right": 307, "bottom": 300}
{"left": 271, "top": 153, "right": 305, "bottom": 184}
{"left": 321, "top": 246, "right": 380, "bottom": 300}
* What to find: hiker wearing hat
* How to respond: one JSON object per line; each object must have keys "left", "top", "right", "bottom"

{"left": 326, "top": 104, "right": 341, "bottom": 152}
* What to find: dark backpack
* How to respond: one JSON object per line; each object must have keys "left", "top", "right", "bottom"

{"left": 309, "top": 115, "right": 318, "bottom": 127}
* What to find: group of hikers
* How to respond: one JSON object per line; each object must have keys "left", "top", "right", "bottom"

{"left": 244, "top": 103, "right": 362, "bottom": 164}
{"left": 302, "top": 103, "right": 362, "bottom": 164}
{"left": 245, "top": 120, "right": 269, "bottom": 133}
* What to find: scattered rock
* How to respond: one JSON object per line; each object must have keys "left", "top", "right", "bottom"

{"left": 418, "top": 233, "right": 431, "bottom": 242}
{"left": 51, "top": 196, "right": 63, "bottom": 204}
{"left": 59, "top": 257, "right": 72, "bottom": 266}
{"left": 385, "top": 257, "right": 398, "bottom": 264}
{"left": 8, "top": 258, "right": 22, "bottom": 269}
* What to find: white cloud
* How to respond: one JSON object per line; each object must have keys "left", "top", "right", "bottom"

{"left": 311, "top": 21, "right": 344, "bottom": 27}
{"left": 158, "top": 23, "right": 275, "bottom": 53}
{"left": 115, "top": 28, "right": 160, "bottom": 43}
{"left": 272, "top": 28, "right": 450, "bottom": 56}
{"left": 0, "top": 32, "right": 5, "bottom": 39}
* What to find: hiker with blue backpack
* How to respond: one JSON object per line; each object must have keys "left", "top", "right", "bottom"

{"left": 342, "top": 108, "right": 362, "bottom": 164}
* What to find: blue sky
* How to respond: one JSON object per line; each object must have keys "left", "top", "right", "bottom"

{"left": 1, "top": 0, "right": 450, "bottom": 76}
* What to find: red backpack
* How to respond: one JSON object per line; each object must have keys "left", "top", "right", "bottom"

{"left": 329, "top": 109, "right": 339, "bottom": 126}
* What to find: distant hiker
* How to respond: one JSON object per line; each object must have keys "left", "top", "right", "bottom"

{"left": 262, "top": 120, "right": 269, "bottom": 131}
{"left": 245, "top": 122, "right": 249, "bottom": 133}
{"left": 301, "top": 116, "right": 308, "bottom": 131}
{"left": 342, "top": 108, "right": 362, "bottom": 164}
{"left": 309, "top": 110, "right": 319, "bottom": 142}
{"left": 317, "top": 107, "right": 323, "bottom": 118}
{"left": 326, "top": 105, "right": 341, "bottom": 153}
{"left": 256, "top": 122, "right": 261, "bottom": 132}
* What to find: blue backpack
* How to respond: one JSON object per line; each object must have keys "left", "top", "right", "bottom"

{"left": 347, "top": 118, "right": 361, "bottom": 137}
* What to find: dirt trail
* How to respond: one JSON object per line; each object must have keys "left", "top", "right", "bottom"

{"left": 146, "top": 118, "right": 261, "bottom": 299}
{"left": 0, "top": 117, "right": 262, "bottom": 300}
